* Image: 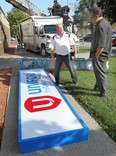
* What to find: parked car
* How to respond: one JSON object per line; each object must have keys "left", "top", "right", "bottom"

{"left": 11, "top": 37, "right": 16, "bottom": 41}
{"left": 112, "top": 37, "right": 116, "bottom": 46}
{"left": 83, "top": 34, "right": 92, "bottom": 42}
{"left": 112, "top": 31, "right": 116, "bottom": 40}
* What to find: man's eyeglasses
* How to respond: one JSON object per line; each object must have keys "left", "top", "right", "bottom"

{"left": 90, "top": 16, "right": 96, "bottom": 20}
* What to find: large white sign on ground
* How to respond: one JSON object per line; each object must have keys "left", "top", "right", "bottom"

{"left": 18, "top": 68, "right": 89, "bottom": 154}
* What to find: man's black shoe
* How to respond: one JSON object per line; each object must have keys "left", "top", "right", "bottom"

{"left": 92, "top": 84, "right": 99, "bottom": 91}
{"left": 92, "top": 87, "right": 99, "bottom": 91}
{"left": 73, "top": 82, "right": 79, "bottom": 85}
{"left": 55, "top": 82, "right": 59, "bottom": 86}
{"left": 99, "top": 93, "right": 107, "bottom": 97}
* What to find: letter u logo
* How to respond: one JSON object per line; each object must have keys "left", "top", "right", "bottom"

{"left": 24, "top": 96, "right": 61, "bottom": 112}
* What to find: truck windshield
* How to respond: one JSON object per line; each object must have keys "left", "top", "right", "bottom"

{"left": 44, "top": 25, "right": 56, "bottom": 34}
{"left": 44, "top": 25, "right": 69, "bottom": 34}
{"left": 63, "top": 26, "right": 69, "bottom": 33}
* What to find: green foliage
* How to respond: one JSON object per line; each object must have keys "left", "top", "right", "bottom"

{"left": 73, "top": 0, "right": 116, "bottom": 33}
{"left": 73, "top": 0, "right": 99, "bottom": 32}
{"left": 78, "top": 45, "right": 90, "bottom": 53}
{"left": 7, "top": 7, "right": 29, "bottom": 36}
{"left": 97, "top": 0, "right": 116, "bottom": 24}
{"left": 60, "top": 57, "right": 116, "bottom": 141}
{"left": 73, "top": 0, "right": 90, "bottom": 30}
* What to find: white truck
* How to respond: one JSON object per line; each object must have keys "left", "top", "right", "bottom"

{"left": 19, "top": 16, "right": 79, "bottom": 56}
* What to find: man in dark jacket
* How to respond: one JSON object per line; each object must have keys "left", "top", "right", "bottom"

{"left": 89, "top": 6, "right": 112, "bottom": 97}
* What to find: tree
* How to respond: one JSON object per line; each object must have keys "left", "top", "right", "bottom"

{"left": 7, "top": 7, "right": 29, "bottom": 37}
{"left": 73, "top": 0, "right": 116, "bottom": 35}
{"left": 48, "top": 0, "right": 70, "bottom": 26}
{"left": 73, "top": 0, "right": 97, "bottom": 34}
{"left": 97, "top": 0, "right": 116, "bottom": 24}
{"left": 73, "top": 2, "right": 89, "bottom": 29}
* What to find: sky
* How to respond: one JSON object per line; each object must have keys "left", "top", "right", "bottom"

{"left": 0, "top": 0, "right": 77, "bottom": 17}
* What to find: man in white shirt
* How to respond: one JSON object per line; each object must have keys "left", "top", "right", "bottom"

{"left": 49, "top": 23, "right": 78, "bottom": 85}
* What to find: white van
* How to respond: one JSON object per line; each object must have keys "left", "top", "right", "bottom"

{"left": 20, "top": 16, "right": 79, "bottom": 56}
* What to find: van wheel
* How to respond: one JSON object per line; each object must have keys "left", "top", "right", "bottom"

{"left": 41, "top": 48, "right": 46, "bottom": 56}
{"left": 25, "top": 44, "right": 28, "bottom": 51}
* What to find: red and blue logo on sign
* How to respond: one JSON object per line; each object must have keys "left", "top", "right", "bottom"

{"left": 24, "top": 96, "right": 61, "bottom": 112}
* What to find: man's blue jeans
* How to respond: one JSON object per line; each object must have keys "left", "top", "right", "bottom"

{"left": 55, "top": 54, "right": 78, "bottom": 84}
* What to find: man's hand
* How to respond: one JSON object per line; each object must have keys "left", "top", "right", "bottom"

{"left": 72, "top": 44, "right": 77, "bottom": 59}
{"left": 74, "top": 53, "right": 78, "bottom": 59}
{"left": 95, "top": 47, "right": 104, "bottom": 58}
{"left": 50, "top": 49, "right": 55, "bottom": 63}
{"left": 52, "top": 57, "right": 55, "bottom": 64}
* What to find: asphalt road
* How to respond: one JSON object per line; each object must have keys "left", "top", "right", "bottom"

{"left": 80, "top": 41, "right": 116, "bottom": 55}
{"left": 11, "top": 40, "right": 116, "bottom": 56}
{"left": 112, "top": 46, "right": 116, "bottom": 56}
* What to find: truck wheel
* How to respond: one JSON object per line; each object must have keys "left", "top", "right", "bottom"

{"left": 25, "top": 44, "right": 28, "bottom": 51}
{"left": 17, "top": 44, "right": 19, "bottom": 51}
{"left": 41, "top": 48, "right": 46, "bottom": 56}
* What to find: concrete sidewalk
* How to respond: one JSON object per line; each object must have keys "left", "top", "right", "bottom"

{"left": 0, "top": 48, "right": 116, "bottom": 156}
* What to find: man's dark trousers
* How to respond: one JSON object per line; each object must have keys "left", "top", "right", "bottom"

{"left": 55, "top": 54, "right": 78, "bottom": 84}
{"left": 92, "top": 55, "right": 108, "bottom": 96}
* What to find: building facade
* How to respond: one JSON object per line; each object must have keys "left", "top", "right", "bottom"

{"left": 0, "top": 7, "right": 10, "bottom": 55}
